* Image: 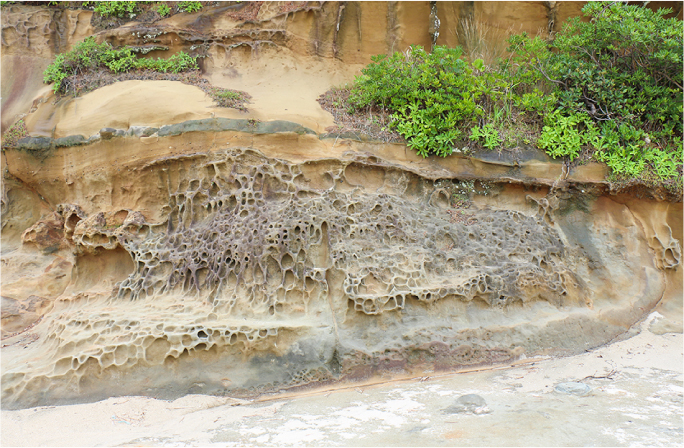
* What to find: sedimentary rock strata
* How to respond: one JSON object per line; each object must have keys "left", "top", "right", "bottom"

{"left": 2, "top": 135, "right": 680, "bottom": 408}
{"left": 1, "top": 2, "right": 681, "bottom": 410}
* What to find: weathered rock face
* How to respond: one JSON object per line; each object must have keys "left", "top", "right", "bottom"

{"left": 1, "top": 2, "right": 682, "bottom": 410}
{"left": 2, "top": 125, "right": 681, "bottom": 409}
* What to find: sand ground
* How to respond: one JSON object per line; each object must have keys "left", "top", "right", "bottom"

{"left": 23, "top": 46, "right": 362, "bottom": 139}
{"left": 2, "top": 312, "right": 682, "bottom": 447}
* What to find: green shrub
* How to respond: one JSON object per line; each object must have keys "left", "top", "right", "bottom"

{"left": 506, "top": 2, "right": 682, "bottom": 182}
{"left": 537, "top": 109, "right": 599, "bottom": 161}
{"left": 469, "top": 124, "right": 501, "bottom": 150}
{"left": 157, "top": 2, "right": 170, "bottom": 16}
{"left": 550, "top": 3, "right": 682, "bottom": 135}
{"left": 642, "top": 141, "right": 683, "bottom": 180}
{"left": 336, "top": 3, "right": 681, "bottom": 184}
{"left": 178, "top": 1, "right": 202, "bottom": 13}
{"left": 93, "top": 1, "right": 138, "bottom": 18}
{"left": 349, "top": 45, "right": 483, "bottom": 157}
{"left": 43, "top": 54, "right": 70, "bottom": 92}
{"left": 43, "top": 37, "right": 112, "bottom": 91}
{"left": 43, "top": 37, "right": 198, "bottom": 93}
{"left": 133, "top": 51, "right": 199, "bottom": 73}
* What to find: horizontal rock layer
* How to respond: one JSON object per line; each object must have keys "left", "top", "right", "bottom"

{"left": 2, "top": 125, "right": 681, "bottom": 408}
{"left": 1, "top": 2, "right": 682, "bottom": 410}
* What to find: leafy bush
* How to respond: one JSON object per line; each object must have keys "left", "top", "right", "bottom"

{"left": 346, "top": 45, "right": 529, "bottom": 156}
{"left": 43, "top": 37, "right": 198, "bottom": 93}
{"left": 157, "top": 2, "right": 170, "bottom": 16}
{"left": 43, "top": 37, "right": 112, "bottom": 91}
{"left": 642, "top": 141, "right": 683, "bottom": 180}
{"left": 469, "top": 123, "right": 501, "bottom": 150}
{"left": 335, "top": 3, "right": 681, "bottom": 185}
{"left": 130, "top": 51, "right": 199, "bottom": 73}
{"left": 43, "top": 53, "right": 70, "bottom": 91}
{"left": 552, "top": 3, "right": 681, "bottom": 127}
{"left": 507, "top": 2, "right": 682, "bottom": 182}
{"left": 178, "top": 1, "right": 202, "bottom": 13}
{"left": 536, "top": 109, "right": 599, "bottom": 161}
{"left": 93, "top": 1, "right": 137, "bottom": 18}
{"left": 349, "top": 45, "right": 483, "bottom": 157}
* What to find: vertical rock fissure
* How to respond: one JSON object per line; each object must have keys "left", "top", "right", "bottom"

{"left": 429, "top": 0, "right": 440, "bottom": 51}
{"left": 386, "top": 1, "right": 399, "bottom": 54}
{"left": 545, "top": 1, "right": 559, "bottom": 35}
{"left": 332, "top": 3, "right": 345, "bottom": 59}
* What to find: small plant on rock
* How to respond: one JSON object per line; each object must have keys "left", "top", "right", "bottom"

{"left": 42, "top": 36, "right": 250, "bottom": 111}
{"left": 469, "top": 124, "right": 501, "bottom": 150}
{"left": 1, "top": 119, "right": 28, "bottom": 149}
{"left": 178, "top": 1, "right": 202, "bottom": 13}
{"left": 204, "top": 87, "right": 252, "bottom": 111}
{"left": 157, "top": 2, "right": 170, "bottom": 16}
{"left": 93, "top": 0, "right": 138, "bottom": 18}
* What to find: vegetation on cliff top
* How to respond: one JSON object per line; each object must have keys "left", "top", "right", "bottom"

{"left": 43, "top": 37, "right": 198, "bottom": 92}
{"left": 88, "top": 1, "right": 203, "bottom": 17}
{"left": 1, "top": 1, "right": 216, "bottom": 32}
{"left": 41, "top": 36, "right": 250, "bottom": 110}
{"left": 0, "top": 1, "right": 281, "bottom": 27}
{"left": 0, "top": 1, "right": 205, "bottom": 17}
{"left": 321, "top": 2, "right": 682, "bottom": 189}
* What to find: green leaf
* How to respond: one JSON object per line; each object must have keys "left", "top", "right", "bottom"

{"left": 472, "top": 59, "right": 485, "bottom": 71}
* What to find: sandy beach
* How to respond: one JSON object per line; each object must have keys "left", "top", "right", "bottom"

{"left": 2, "top": 312, "right": 681, "bottom": 447}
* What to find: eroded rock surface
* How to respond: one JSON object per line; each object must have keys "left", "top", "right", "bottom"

{"left": 1, "top": 2, "right": 682, "bottom": 410}
{"left": 2, "top": 139, "right": 681, "bottom": 409}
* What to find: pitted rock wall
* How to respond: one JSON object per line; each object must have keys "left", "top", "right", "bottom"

{"left": 2, "top": 139, "right": 680, "bottom": 409}
{"left": 1, "top": 1, "right": 682, "bottom": 410}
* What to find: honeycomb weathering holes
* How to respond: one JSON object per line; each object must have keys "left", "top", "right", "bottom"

{"left": 4, "top": 148, "right": 589, "bottom": 406}
{"left": 116, "top": 148, "right": 580, "bottom": 314}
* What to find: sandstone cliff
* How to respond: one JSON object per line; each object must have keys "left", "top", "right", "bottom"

{"left": 1, "top": 1, "right": 681, "bottom": 409}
